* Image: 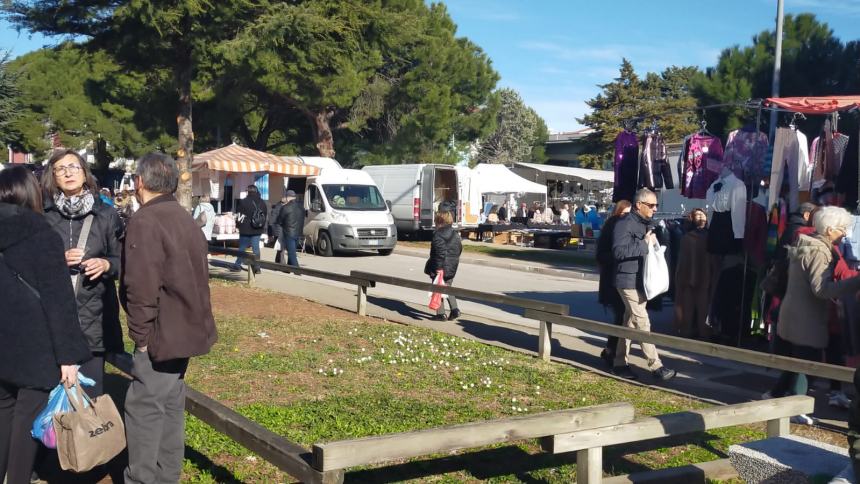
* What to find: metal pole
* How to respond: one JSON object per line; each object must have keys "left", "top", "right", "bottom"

{"left": 768, "top": 0, "right": 785, "bottom": 141}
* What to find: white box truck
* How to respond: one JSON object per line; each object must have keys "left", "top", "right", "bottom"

{"left": 361, "top": 164, "right": 460, "bottom": 237}
{"left": 302, "top": 168, "right": 397, "bottom": 256}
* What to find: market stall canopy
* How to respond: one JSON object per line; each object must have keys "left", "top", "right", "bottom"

{"left": 766, "top": 96, "right": 860, "bottom": 114}
{"left": 514, "top": 162, "right": 614, "bottom": 183}
{"left": 473, "top": 163, "right": 547, "bottom": 195}
{"left": 193, "top": 144, "right": 320, "bottom": 176}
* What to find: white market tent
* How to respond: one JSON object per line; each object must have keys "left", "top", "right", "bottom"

{"left": 473, "top": 163, "right": 547, "bottom": 196}
{"left": 513, "top": 162, "right": 613, "bottom": 183}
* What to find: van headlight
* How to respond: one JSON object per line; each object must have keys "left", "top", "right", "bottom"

{"left": 387, "top": 214, "right": 394, "bottom": 224}
{"left": 330, "top": 210, "right": 348, "bottom": 223}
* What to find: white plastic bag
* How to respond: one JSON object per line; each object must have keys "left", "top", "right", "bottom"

{"left": 643, "top": 241, "right": 669, "bottom": 300}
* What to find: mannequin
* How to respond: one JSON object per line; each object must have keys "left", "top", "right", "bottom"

{"left": 706, "top": 166, "right": 746, "bottom": 255}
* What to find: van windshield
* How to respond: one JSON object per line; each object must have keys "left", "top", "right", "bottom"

{"left": 322, "top": 184, "right": 387, "bottom": 211}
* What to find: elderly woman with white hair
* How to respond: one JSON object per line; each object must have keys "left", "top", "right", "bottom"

{"left": 766, "top": 206, "right": 860, "bottom": 424}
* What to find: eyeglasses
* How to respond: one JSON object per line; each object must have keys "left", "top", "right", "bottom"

{"left": 53, "top": 165, "right": 82, "bottom": 176}
{"left": 639, "top": 202, "right": 659, "bottom": 209}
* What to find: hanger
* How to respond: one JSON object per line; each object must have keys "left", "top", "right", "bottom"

{"left": 788, "top": 112, "right": 805, "bottom": 130}
{"left": 698, "top": 118, "right": 714, "bottom": 137}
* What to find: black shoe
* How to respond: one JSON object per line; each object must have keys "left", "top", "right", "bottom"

{"left": 431, "top": 314, "right": 447, "bottom": 321}
{"left": 612, "top": 366, "right": 638, "bottom": 380}
{"left": 652, "top": 367, "right": 676, "bottom": 381}
{"left": 253, "top": 268, "right": 262, "bottom": 275}
{"left": 448, "top": 309, "right": 461, "bottom": 321}
{"left": 599, "top": 349, "right": 615, "bottom": 367}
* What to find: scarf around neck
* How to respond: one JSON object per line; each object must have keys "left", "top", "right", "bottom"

{"left": 54, "top": 190, "right": 95, "bottom": 218}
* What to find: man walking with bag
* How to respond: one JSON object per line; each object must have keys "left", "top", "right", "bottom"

{"left": 121, "top": 153, "right": 218, "bottom": 484}
{"left": 611, "top": 188, "right": 675, "bottom": 381}
{"left": 231, "top": 185, "right": 267, "bottom": 274}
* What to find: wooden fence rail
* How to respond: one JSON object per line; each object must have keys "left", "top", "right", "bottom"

{"left": 105, "top": 353, "right": 342, "bottom": 484}
{"left": 524, "top": 309, "right": 855, "bottom": 383}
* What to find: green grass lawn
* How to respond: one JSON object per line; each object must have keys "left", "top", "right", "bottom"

{"left": 160, "top": 281, "right": 785, "bottom": 483}
{"left": 399, "top": 241, "right": 598, "bottom": 269}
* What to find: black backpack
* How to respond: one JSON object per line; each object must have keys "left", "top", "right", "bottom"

{"left": 250, "top": 200, "right": 266, "bottom": 230}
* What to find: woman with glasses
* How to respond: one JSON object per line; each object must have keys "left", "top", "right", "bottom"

{"left": 765, "top": 206, "right": 860, "bottom": 425}
{"left": 0, "top": 166, "right": 90, "bottom": 484}
{"left": 41, "top": 149, "right": 124, "bottom": 398}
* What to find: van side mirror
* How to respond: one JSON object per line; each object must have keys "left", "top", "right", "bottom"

{"left": 386, "top": 200, "right": 392, "bottom": 210}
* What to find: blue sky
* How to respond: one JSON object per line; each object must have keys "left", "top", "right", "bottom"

{"left": 441, "top": 0, "right": 860, "bottom": 132}
{"left": 2, "top": 0, "right": 859, "bottom": 133}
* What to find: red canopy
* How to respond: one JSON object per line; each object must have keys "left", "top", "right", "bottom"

{"left": 766, "top": 96, "right": 860, "bottom": 114}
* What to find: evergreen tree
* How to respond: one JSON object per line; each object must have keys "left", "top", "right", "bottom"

{"left": 474, "top": 88, "right": 548, "bottom": 165}
{"left": 0, "top": 52, "right": 21, "bottom": 146}
{"left": 578, "top": 59, "right": 699, "bottom": 169}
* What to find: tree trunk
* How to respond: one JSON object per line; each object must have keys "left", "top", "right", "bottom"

{"left": 174, "top": 24, "right": 194, "bottom": 211}
{"left": 312, "top": 110, "right": 336, "bottom": 158}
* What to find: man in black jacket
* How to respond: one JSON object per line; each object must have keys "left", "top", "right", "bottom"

{"left": 268, "top": 197, "right": 286, "bottom": 263}
{"left": 276, "top": 190, "right": 304, "bottom": 267}
{"left": 611, "top": 188, "right": 675, "bottom": 381}
{"left": 231, "top": 185, "right": 267, "bottom": 274}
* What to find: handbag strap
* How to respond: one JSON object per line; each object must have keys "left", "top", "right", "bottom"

{"left": 70, "top": 214, "right": 94, "bottom": 295}
{"left": 63, "top": 383, "right": 94, "bottom": 413}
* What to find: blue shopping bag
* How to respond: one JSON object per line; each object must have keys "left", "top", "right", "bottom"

{"left": 31, "top": 372, "right": 95, "bottom": 448}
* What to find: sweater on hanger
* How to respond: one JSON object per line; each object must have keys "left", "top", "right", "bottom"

{"left": 614, "top": 131, "right": 639, "bottom": 203}
{"left": 681, "top": 134, "right": 724, "bottom": 199}
{"left": 707, "top": 172, "right": 746, "bottom": 239}
{"left": 724, "top": 129, "right": 769, "bottom": 184}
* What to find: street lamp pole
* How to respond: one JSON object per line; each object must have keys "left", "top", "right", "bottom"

{"left": 769, "top": 0, "right": 785, "bottom": 141}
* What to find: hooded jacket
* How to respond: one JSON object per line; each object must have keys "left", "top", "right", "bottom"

{"left": 236, "top": 191, "right": 267, "bottom": 236}
{"left": 43, "top": 195, "right": 124, "bottom": 353}
{"left": 426, "top": 224, "right": 462, "bottom": 282}
{"left": 0, "top": 203, "right": 91, "bottom": 389}
{"left": 778, "top": 233, "right": 860, "bottom": 349}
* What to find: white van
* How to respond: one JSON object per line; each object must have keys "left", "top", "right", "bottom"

{"left": 362, "top": 164, "right": 459, "bottom": 237}
{"left": 303, "top": 169, "right": 397, "bottom": 256}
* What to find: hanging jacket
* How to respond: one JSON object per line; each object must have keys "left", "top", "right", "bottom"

{"left": 0, "top": 203, "right": 91, "bottom": 389}
{"left": 43, "top": 195, "right": 125, "bottom": 353}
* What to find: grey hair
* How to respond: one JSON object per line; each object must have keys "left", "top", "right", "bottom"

{"left": 634, "top": 188, "right": 655, "bottom": 203}
{"left": 813, "top": 206, "right": 853, "bottom": 236}
{"left": 135, "top": 152, "right": 179, "bottom": 194}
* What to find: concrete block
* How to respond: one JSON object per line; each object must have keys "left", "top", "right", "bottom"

{"left": 729, "top": 435, "right": 849, "bottom": 483}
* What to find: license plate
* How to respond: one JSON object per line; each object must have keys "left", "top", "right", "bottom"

{"left": 368, "top": 239, "right": 379, "bottom": 246}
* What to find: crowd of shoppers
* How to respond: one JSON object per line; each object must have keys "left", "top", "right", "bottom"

{"left": 0, "top": 153, "right": 216, "bottom": 483}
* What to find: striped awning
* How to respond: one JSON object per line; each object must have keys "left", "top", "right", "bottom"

{"left": 193, "top": 144, "right": 320, "bottom": 176}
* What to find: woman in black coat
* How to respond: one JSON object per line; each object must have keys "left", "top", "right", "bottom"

{"left": 595, "top": 200, "right": 631, "bottom": 366}
{"left": 42, "top": 149, "right": 124, "bottom": 397}
{"left": 425, "top": 210, "right": 463, "bottom": 321}
{"left": 0, "top": 166, "right": 91, "bottom": 484}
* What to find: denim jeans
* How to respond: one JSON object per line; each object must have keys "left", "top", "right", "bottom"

{"left": 235, "top": 234, "right": 261, "bottom": 271}
{"left": 284, "top": 236, "right": 299, "bottom": 267}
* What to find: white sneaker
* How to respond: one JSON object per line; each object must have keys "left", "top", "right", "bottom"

{"left": 790, "top": 414, "right": 816, "bottom": 425}
{"left": 828, "top": 391, "right": 852, "bottom": 409}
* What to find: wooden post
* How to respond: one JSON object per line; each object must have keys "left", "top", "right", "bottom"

{"left": 766, "top": 417, "right": 789, "bottom": 437}
{"left": 356, "top": 285, "right": 368, "bottom": 316}
{"left": 539, "top": 321, "right": 552, "bottom": 361}
{"left": 247, "top": 261, "right": 255, "bottom": 287}
{"left": 576, "top": 447, "right": 602, "bottom": 484}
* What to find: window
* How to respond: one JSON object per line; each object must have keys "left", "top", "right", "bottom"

{"left": 308, "top": 185, "right": 323, "bottom": 211}
{"left": 322, "top": 184, "right": 386, "bottom": 211}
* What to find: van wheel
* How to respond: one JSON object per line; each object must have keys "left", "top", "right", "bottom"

{"left": 378, "top": 248, "right": 394, "bottom": 256}
{"left": 317, "top": 232, "right": 334, "bottom": 257}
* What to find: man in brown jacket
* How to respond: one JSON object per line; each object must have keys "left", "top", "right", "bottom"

{"left": 120, "top": 152, "right": 217, "bottom": 484}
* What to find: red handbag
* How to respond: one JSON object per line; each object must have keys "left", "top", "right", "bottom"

{"left": 428, "top": 270, "right": 445, "bottom": 311}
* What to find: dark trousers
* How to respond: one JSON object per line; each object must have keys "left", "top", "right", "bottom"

{"left": 124, "top": 350, "right": 189, "bottom": 484}
{"left": 770, "top": 336, "right": 822, "bottom": 397}
{"left": 283, "top": 236, "right": 299, "bottom": 267}
{"left": 0, "top": 381, "right": 49, "bottom": 484}
{"left": 604, "top": 300, "right": 625, "bottom": 354}
{"left": 235, "top": 234, "right": 261, "bottom": 271}
{"left": 79, "top": 352, "right": 105, "bottom": 397}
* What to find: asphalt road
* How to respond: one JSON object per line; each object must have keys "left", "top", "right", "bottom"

{"left": 254, "top": 246, "right": 673, "bottom": 330}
